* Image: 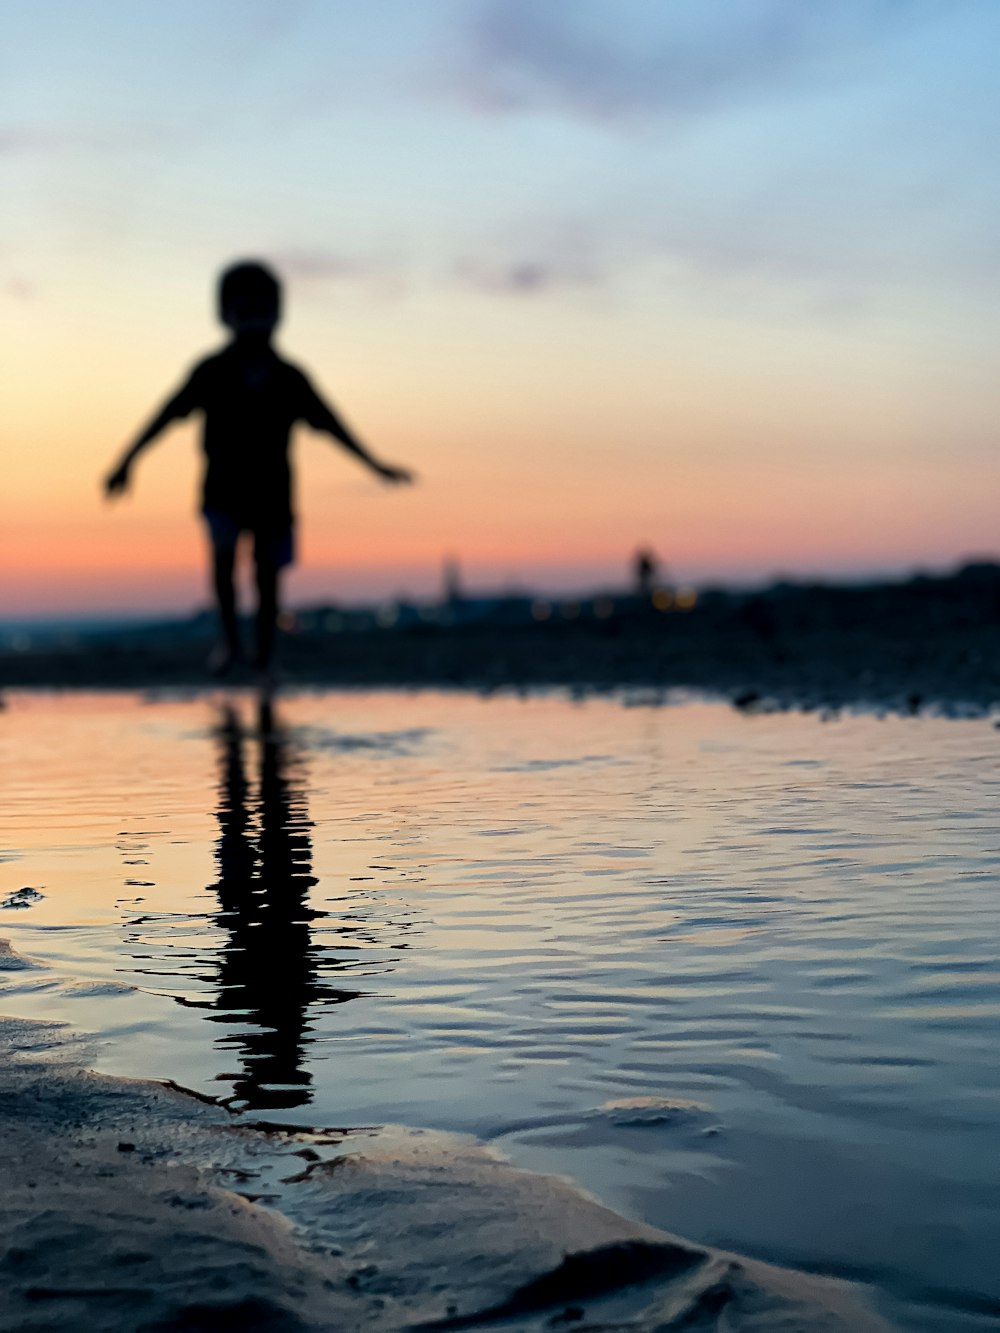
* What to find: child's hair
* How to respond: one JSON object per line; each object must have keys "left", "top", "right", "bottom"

{"left": 218, "top": 261, "right": 281, "bottom": 323}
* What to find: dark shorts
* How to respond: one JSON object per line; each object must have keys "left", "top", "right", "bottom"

{"left": 204, "top": 511, "right": 295, "bottom": 570}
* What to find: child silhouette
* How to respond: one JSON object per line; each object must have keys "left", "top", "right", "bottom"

{"left": 104, "top": 261, "right": 413, "bottom": 681}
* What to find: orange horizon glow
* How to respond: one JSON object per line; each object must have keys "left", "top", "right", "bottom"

{"left": 8, "top": 329, "right": 998, "bottom": 621}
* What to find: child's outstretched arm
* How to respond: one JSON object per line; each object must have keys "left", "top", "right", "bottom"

{"left": 104, "top": 374, "right": 201, "bottom": 498}
{"left": 304, "top": 385, "right": 414, "bottom": 485}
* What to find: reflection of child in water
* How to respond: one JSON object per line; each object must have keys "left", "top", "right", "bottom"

{"left": 104, "top": 261, "right": 413, "bottom": 680}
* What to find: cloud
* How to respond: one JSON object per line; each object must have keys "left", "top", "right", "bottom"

{"left": 454, "top": 253, "right": 600, "bottom": 296}
{"left": 268, "top": 248, "right": 407, "bottom": 299}
{"left": 438, "top": 0, "right": 1000, "bottom": 308}
{"left": 0, "top": 127, "right": 53, "bottom": 154}
{"left": 3, "top": 276, "right": 36, "bottom": 300}
{"left": 231, "top": 0, "right": 307, "bottom": 43}
{"left": 0, "top": 121, "right": 196, "bottom": 156}
{"left": 444, "top": 152, "right": 999, "bottom": 312}
{"left": 451, "top": 0, "right": 950, "bottom": 124}
{"left": 273, "top": 237, "right": 605, "bottom": 304}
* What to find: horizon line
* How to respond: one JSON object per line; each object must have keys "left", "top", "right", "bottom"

{"left": 4, "top": 556, "right": 998, "bottom": 631}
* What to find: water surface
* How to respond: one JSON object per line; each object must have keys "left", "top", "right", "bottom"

{"left": 3, "top": 690, "right": 1000, "bottom": 1329}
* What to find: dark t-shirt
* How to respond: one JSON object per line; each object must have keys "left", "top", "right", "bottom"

{"left": 169, "top": 344, "right": 330, "bottom": 531}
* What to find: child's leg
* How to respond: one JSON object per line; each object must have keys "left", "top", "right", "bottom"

{"left": 253, "top": 528, "right": 293, "bottom": 672}
{"left": 207, "top": 522, "right": 242, "bottom": 662}
{"left": 254, "top": 556, "right": 280, "bottom": 671}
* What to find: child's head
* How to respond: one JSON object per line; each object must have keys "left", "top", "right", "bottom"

{"left": 218, "top": 261, "right": 281, "bottom": 335}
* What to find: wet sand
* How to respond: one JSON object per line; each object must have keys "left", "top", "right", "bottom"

{"left": 0, "top": 965, "right": 890, "bottom": 1332}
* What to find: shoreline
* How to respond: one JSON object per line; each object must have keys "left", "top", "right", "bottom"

{"left": 6, "top": 600, "right": 1000, "bottom": 715}
{"left": 0, "top": 949, "right": 892, "bottom": 1332}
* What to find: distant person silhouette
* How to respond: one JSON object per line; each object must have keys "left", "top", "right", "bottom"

{"left": 634, "top": 547, "right": 658, "bottom": 600}
{"left": 104, "top": 261, "right": 413, "bottom": 681}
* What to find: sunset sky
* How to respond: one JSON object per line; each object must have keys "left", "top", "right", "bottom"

{"left": 3, "top": 0, "right": 1000, "bottom": 619}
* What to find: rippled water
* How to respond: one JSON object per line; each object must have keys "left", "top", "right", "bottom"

{"left": 3, "top": 690, "right": 1000, "bottom": 1328}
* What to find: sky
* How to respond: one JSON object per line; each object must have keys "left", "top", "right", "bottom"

{"left": 3, "top": 0, "right": 1000, "bottom": 617}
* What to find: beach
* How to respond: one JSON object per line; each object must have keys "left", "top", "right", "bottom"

{"left": 7, "top": 0, "right": 1000, "bottom": 1322}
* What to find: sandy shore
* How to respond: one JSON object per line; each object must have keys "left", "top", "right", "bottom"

{"left": 7, "top": 566, "right": 1000, "bottom": 714}
{"left": 0, "top": 939, "right": 895, "bottom": 1333}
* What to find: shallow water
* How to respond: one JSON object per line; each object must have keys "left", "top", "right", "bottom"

{"left": 3, "top": 689, "right": 1000, "bottom": 1328}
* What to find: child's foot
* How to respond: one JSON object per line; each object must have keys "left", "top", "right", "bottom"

{"left": 207, "top": 644, "right": 243, "bottom": 677}
{"left": 256, "top": 671, "right": 279, "bottom": 699}
{"left": 254, "top": 657, "right": 280, "bottom": 696}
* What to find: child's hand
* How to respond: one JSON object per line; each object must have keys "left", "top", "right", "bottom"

{"left": 104, "top": 462, "right": 131, "bottom": 497}
{"left": 376, "top": 463, "right": 414, "bottom": 485}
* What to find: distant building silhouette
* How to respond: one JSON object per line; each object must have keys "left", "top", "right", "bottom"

{"left": 443, "top": 555, "right": 464, "bottom": 606}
